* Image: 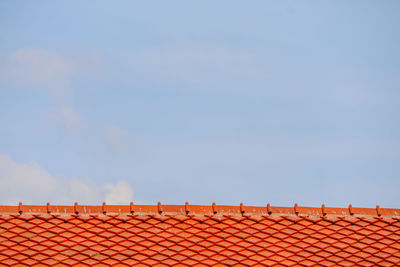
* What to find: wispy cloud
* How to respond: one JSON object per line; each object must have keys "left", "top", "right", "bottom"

{"left": 49, "top": 106, "right": 83, "bottom": 133}
{"left": 105, "top": 125, "right": 134, "bottom": 154}
{"left": 0, "top": 48, "right": 106, "bottom": 96}
{"left": 0, "top": 154, "right": 134, "bottom": 205}
{"left": 0, "top": 48, "right": 74, "bottom": 93}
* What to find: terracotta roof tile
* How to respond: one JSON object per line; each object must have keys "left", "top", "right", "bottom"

{"left": 0, "top": 203, "right": 399, "bottom": 265}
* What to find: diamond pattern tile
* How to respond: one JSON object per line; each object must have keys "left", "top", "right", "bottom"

{"left": 0, "top": 204, "right": 399, "bottom": 266}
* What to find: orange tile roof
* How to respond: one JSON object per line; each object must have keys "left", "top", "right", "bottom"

{"left": 0, "top": 203, "right": 399, "bottom": 266}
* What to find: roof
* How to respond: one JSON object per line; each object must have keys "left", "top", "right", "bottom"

{"left": 0, "top": 203, "right": 399, "bottom": 266}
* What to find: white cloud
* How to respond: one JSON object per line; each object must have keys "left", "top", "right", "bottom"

{"left": 0, "top": 48, "right": 74, "bottom": 93}
{"left": 103, "top": 181, "right": 134, "bottom": 205}
{"left": 105, "top": 125, "right": 134, "bottom": 153}
{"left": 0, "top": 155, "right": 134, "bottom": 205}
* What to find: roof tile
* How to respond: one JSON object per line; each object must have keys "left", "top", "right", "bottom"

{"left": 0, "top": 204, "right": 399, "bottom": 265}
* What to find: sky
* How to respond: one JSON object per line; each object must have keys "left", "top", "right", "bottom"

{"left": 0, "top": 1, "right": 399, "bottom": 208}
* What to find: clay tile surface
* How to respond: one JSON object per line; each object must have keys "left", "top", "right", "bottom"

{"left": 0, "top": 204, "right": 399, "bottom": 266}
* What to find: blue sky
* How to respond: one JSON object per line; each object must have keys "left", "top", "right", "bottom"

{"left": 0, "top": 1, "right": 399, "bottom": 207}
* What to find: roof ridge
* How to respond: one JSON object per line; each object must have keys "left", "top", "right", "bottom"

{"left": 0, "top": 202, "right": 399, "bottom": 217}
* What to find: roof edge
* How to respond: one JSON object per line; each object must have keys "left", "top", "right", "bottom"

{"left": 0, "top": 203, "right": 399, "bottom": 218}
